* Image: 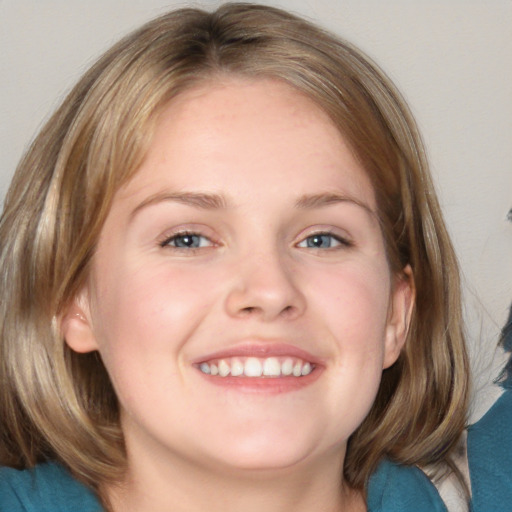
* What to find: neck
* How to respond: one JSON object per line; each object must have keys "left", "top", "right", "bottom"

{"left": 103, "top": 446, "right": 365, "bottom": 512}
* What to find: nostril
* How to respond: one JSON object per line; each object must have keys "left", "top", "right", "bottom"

{"left": 281, "top": 305, "right": 296, "bottom": 317}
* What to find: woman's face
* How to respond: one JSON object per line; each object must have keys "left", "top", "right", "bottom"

{"left": 64, "top": 78, "right": 412, "bottom": 476}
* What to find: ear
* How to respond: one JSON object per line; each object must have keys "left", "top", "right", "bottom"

{"left": 383, "top": 264, "right": 415, "bottom": 369}
{"left": 60, "top": 288, "right": 99, "bottom": 354}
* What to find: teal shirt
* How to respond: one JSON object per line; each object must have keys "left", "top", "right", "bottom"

{"left": 367, "top": 460, "right": 447, "bottom": 512}
{"left": 0, "top": 463, "right": 101, "bottom": 512}
{"left": 0, "top": 459, "right": 446, "bottom": 511}
{"left": 468, "top": 308, "right": 512, "bottom": 511}
{"left": 467, "top": 388, "right": 512, "bottom": 511}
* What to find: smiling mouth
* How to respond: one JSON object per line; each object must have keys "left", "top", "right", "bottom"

{"left": 196, "top": 356, "right": 314, "bottom": 378}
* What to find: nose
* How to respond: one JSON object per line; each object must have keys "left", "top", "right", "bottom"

{"left": 224, "top": 249, "right": 306, "bottom": 322}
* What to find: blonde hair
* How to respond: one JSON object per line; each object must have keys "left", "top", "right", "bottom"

{"left": 0, "top": 2, "right": 469, "bottom": 495}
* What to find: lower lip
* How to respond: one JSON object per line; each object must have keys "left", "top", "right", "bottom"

{"left": 195, "top": 367, "right": 323, "bottom": 394}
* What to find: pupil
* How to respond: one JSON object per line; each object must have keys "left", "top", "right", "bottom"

{"left": 176, "top": 235, "right": 198, "bottom": 248}
{"left": 309, "top": 235, "right": 330, "bottom": 248}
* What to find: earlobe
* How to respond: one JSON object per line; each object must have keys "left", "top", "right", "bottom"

{"left": 383, "top": 264, "right": 415, "bottom": 369}
{"left": 60, "top": 290, "right": 99, "bottom": 353}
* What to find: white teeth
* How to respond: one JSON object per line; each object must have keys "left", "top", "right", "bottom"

{"left": 218, "top": 359, "right": 230, "bottom": 377}
{"left": 281, "top": 358, "right": 293, "bottom": 376}
{"left": 197, "top": 356, "right": 315, "bottom": 378}
{"left": 231, "top": 358, "right": 244, "bottom": 376}
{"left": 244, "top": 357, "right": 263, "bottom": 377}
{"left": 263, "top": 357, "right": 281, "bottom": 377}
{"left": 301, "top": 362, "right": 312, "bottom": 376}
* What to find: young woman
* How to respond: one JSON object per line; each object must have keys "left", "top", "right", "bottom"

{"left": 0, "top": 4, "right": 469, "bottom": 511}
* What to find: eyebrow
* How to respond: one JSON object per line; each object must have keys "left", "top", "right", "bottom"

{"left": 130, "top": 191, "right": 375, "bottom": 220}
{"left": 130, "top": 191, "right": 228, "bottom": 220}
{"left": 295, "top": 192, "right": 375, "bottom": 216}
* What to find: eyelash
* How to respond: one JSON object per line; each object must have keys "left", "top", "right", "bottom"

{"left": 159, "top": 230, "right": 352, "bottom": 251}
{"left": 296, "top": 231, "right": 352, "bottom": 250}
{"left": 159, "top": 231, "right": 214, "bottom": 250}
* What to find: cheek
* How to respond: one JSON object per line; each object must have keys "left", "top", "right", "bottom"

{"left": 307, "top": 262, "right": 391, "bottom": 346}
{"left": 294, "top": 264, "right": 392, "bottom": 442}
{"left": 87, "top": 261, "right": 221, "bottom": 413}
{"left": 92, "top": 258, "right": 214, "bottom": 333}
{"left": 88, "top": 261, "right": 219, "bottom": 377}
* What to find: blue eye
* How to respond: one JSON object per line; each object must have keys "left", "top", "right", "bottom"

{"left": 298, "top": 233, "right": 347, "bottom": 249}
{"left": 161, "top": 233, "right": 211, "bottom": 249}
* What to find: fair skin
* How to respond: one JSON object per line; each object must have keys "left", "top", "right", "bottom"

{"left": 63, "top": 78, "right": 413, "bottom": 512}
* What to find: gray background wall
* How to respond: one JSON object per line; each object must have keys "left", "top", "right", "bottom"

{"left": 1, "top": 0, "right": 511, "bottom": 418}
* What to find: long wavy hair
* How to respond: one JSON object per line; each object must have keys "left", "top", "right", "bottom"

{"left": 0, "top": 1, "right": 469, "bottom": 499}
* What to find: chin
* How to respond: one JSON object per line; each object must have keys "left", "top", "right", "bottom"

{"left": 198, "top": 428, "right": 329, "bottom": 473}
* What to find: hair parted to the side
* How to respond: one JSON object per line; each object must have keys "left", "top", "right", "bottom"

{"left": 0, "top": 1, "right": 469, "bottom": 495}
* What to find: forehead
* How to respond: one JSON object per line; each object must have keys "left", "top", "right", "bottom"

{"left": 116, "top": 77, "right": 376, "bottom": 211}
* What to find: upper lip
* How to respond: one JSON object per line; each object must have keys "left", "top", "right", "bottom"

{"left": 192, "top": 341, "right": 325, "bottom": 365}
